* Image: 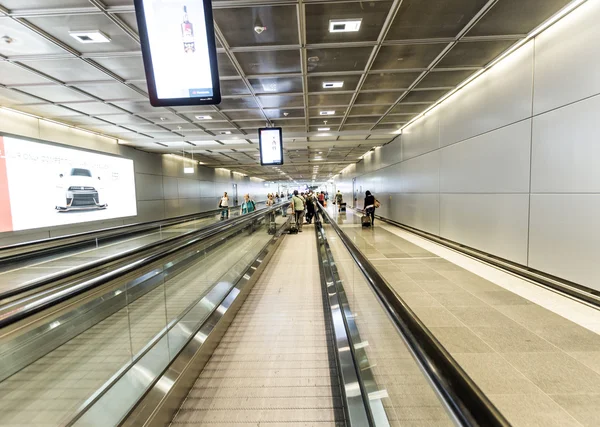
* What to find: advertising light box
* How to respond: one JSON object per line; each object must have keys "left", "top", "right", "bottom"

{"left": 259, "top": 127, "right": 283, "bottom": 166}
{"left": 135, "top": 0, "right": 221, "bottom": 106}
{"left": 0, "top": 135, "right": 137, "bottom": 233}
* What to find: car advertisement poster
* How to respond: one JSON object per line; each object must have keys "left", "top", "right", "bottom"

{"left": 0, "top": 135, "right": 137, "bottom": 233}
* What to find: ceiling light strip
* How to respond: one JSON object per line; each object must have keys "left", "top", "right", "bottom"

{"left": 398, "top": 0, "right": 588, "bottom": 133}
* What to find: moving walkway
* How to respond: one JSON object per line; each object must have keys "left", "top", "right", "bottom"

{"left": 0, "top": 202, "right": 508, "bottom": 426}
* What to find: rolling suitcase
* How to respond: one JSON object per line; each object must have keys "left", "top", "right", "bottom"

{"left": 340, "top": 202, "right": 347, "bottom": 212}
{"left": 361, "top": 215, "right": 371, "bottom": 227}
{"left": 268, "top": 221, "right": 277, "bottom": 235}
{"left": 288, "top": 222, "right": 299, "bottom": 234}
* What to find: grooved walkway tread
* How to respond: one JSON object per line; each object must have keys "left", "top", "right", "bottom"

{"left": 170, "top": 225, "right": 345, "bottom": 426}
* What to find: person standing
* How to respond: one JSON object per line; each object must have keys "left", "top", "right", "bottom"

{"left": 305, "top": 192, "right": 315, "bottom": 224}
{"left": 219, "top": 192, "right": 229, "bottom": 219}
{"left": 240, "top": 193, "right": 256, "bottom": 215}
{"left": 364, "top": 190, "right": 376, "bottom": 226}
{"left": 291, "top": 190, "right": 305, "bottom": 232}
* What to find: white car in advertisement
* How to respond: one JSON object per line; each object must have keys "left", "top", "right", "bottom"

{"left": 56, "top": 168, "right": 107, "bottom": 212}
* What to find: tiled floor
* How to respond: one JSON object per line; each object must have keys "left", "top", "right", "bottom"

{"left": 171, "top": 224, "right": 345, "bottom": 426}
{"left": 0, "top": 219, "right": 277, "bottom": 426}
{"left": 331, "top": 208, "right": 600, "bottom": 427}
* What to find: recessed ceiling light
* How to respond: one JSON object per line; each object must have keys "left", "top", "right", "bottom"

{"left": 220, "top": 131, "right": 232, "bottom": 135}
{"left": 322, "top": 81, "right": 343, "bottom": 89}
{"left": 317, "top": 128, "right": 330, "bottom": 132}
{"left": 69, "top": 30, "right": 111, "bottom": 44}
{"left": 195, "top": 115, "right": 213, "bottom": 120}
{"left": 262, "top": 83, "right": 277, "bottom": 92}
{"left": 318, "top": 151, "right": 323, "bottom": 154}
{"left": 320, "top": 111, "right": 335, "bottom": 116}
{"left": 329, "top": 19, "right": 362, "bottom": 33}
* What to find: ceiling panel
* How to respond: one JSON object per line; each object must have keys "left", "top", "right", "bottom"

{"left": 355, "top": 91, "right": 401, "bottom": 105}
{"left": 390, "top": 103, "right": 430, "bottom": 114}
{"left": 249, "top": 77, "right": 304, "bottom": 94}
{"left": 214, "top": 6, "right": 299, "bottom": 47}
{"left": 236, "top": 50, "right": 301, "bottom": 75}
{"left": 67, "top": 101, "right": 130, "bottom": 115}
{"left": 307, "top": 75, "right": 362, "bottom": 93}
{"left": 258, "top": 95, "right": 305, "bottom": 108}
{"left": 0, "top": 0, "right": 91, "bottom": 7}
{"left": 468, "top": 0, "right": 572, "bottom": 36}
{"left": 265, "top": 108, "right": 304, "bottom": 119}
{"left": 218, "top": 97, "right": 259, "bottom": 110}
{"left": 74, "top": 82, "right": 146, "bottom": 100}
{"left": 345, "top": 116, "right": 379, "bottom": 125}
{"left": 17, "top": 58, "right": 113, "bottom": 82}
{"left": 362, "top": 72, "right": 421, "bottom": 90}
{"left": 16, "top": 84, "right": 94, "bottom": 103}
{"left": 26, "top": 14, "right": 140, "bottom": 53}
{"left": 417, "top": 69, "right": 476, "bottom": 88}
{"left": 306, "top": 47, "right": 372, "bottom": 73}
{"left": 438, "top": 40, "right": 516, "bottom": 67}
{"left": 217, "top": 54, "right": 239, "bottom": 77}
{"left": 386, "top": 0, "right": 488, "bottom": 40}
{"left": 93, "top": 56, "right": 146, "bottom": 81}
{"left": 0, "top": 17, "right": 66, "bottom": 56}
{"left": 373, "top": 44, "right": 447, "bottom": 70}
{"left": 401, "top": 89, "right": 449, "bottom": 103}
{"left": 308, "top": 93, "right": 353, "bottom": 107}
{"left": 350, "top": 105, "right": 391, "bottom": 116}
{"left": 220, "top": 79, "right": 251, "bottom": 96}
{"left": 0, "top": 63, "right": 53, "bottom": 85}
{"left": 306, "top": 2, "right": 393, "bottom": 44}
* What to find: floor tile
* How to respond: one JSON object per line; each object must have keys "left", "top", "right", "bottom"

{"left": 448, "top": 307, "right": 520, "bottom": 328}
{"left": 550, "top": 393, "right": 600, "bottom": 426}
{"left": 452, "top": 353, "right": 540, "bottom": 395}
{"left": 429, "top": 291, "right": 487, "bottom": 308}
{"left": 470, "top": 326, "right": 558, "bottom": 353}
{"left": 428, "top": 327, "right": 494, "bottom": 354}
{"left": 472, "top": 290, "right": 533, "bottom": 306}
{"left": 531, "top": 325, "right": 600, "bottom": 352}
{"left": 409, "top": 306, "right": 464, "bottom": 327}
{"left": 568, "top": 352, "right": 600, "bottom": 375}
{"left": 504, "top": 352, "right": 600, "bottom": 394}
{"left": 491, "top": 393, "right": 582, "bottom": 427}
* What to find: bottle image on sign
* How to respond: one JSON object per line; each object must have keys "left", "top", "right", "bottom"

{"left": 181, "top": 5, "right": 195, "bottom": 53}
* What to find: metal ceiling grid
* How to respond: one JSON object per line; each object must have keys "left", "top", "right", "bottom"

{"left": 0, "top": 0, "right": 574, "bottom": 181}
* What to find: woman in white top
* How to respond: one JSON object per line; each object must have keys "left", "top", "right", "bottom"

{"left": 219, "top": 192, "right": 229, "bottom": 219}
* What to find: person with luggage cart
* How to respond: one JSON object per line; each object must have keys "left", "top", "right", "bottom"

{"left": 363, "top": 190, "right": 380, "bottom": 227}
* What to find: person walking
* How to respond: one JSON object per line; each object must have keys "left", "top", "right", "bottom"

{"left": 291, "top": 190, "right": 305, "bottom": 232}
{"left": 218, "top": 192, "right": 229, "bottom": 219}
{"left": 364, "top": 190, "right": 376, "bottom": 226}
{"left": 240, "top": 193, "right": 256, "bottom": 215}
{"left": 335, "top": 190, "right": 343, "bottom": 212}
{"left": 305, "top": 192, "right": 315, "bottom": 224}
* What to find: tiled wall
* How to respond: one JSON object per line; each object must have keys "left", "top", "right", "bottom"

{"left": 0, "top": 109, "right": 275, "bottom": 245}
{"left": 335, "top": 0, "right": 600, "bottom": 290}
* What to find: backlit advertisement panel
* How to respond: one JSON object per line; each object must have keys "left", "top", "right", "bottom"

{"left": 135, "top": 0, "right": 221, "bottom": 106}
{"left": 259, "top": 127, "right": 283, "bottom": 166}
{"left": 0, "top": 135, "right": 137, "bottom": 233}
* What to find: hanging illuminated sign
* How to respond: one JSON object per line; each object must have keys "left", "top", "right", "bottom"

{"left": 258, "top": 127, "right": 284, "bottom": 166}
{"left": 135, "top": 0, "right": 221, "bottom": 106}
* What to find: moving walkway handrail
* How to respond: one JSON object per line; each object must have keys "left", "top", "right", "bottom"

{"left": 0, "top": 203, "right": 287, "bottom": 329}
{"left": 317, "top": 204, "right": 511, "bottom": 427}
{"left": 0, "top": 204, "right": 268, "bottom": 301}
{"left": 0, "top": 202, "right": 266, "bottom": 264}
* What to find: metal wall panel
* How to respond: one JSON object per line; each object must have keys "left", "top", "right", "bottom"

{"left": 400, "top": 151, "right": 440, "bottom": 193}
{"left": 401, "top": 115, "right": 439, "bottom": 160}
{"left": 532, "top": 95, "right": 600, "bottom": 193}
{"left": 533, "top": 0, "right": 600, "bottom": 115}
{"left": 164, "top": 199, "right": 180, "bottom": 218}
{"left": 440, "top": 119, "right": 531, "bottom": 193}
{"left": 528, "top": 194, "right": 600, "bottom": 290}
{"left": 438, "top": 41, "right": 534, "bottom": 147}
{"left": 399, "top": 194, "right": 440, "bottom": 236}
{"left": 162, "top": 176, "right": 179, "bottom": 200}
{"left": 177, "top": 178, "right": 201, "bottom": 199}
{"left": 439, "top": 193, "right": 529, "bottom": 264}
{"left": 130, "top": 200, "right": 166, "bottom": 224}
{"left": 135, "top": 173, "right": 164, "bottom": 201}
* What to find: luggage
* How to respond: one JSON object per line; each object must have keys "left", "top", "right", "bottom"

{"left": 288, "top": 222, "right": 299, "bottom": 234}
{"left": 339, "top": 202, "right": 347, "bottom": 212}
{"left": 268, "top": 221, "right": 277, "bottom": 235}
{"left": 361, "top": 215, "right": 371, "bottom": 227}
